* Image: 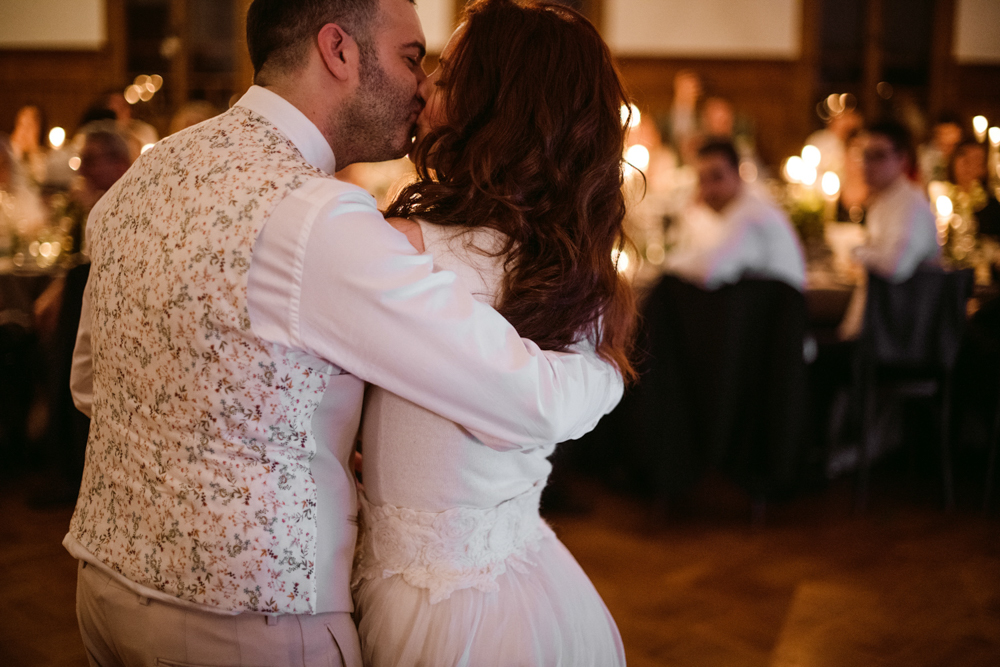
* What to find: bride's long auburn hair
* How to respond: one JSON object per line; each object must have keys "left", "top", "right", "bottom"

{"left": 387, "top": 0, "right": 638, "bottom": 382}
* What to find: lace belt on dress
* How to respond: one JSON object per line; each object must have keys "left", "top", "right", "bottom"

{"left": 352, "top": 482, "right": 547, "bottom": 604}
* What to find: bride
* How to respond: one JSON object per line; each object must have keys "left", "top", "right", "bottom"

{"left": 352, "top": 0, "right": 637, "bottom": 664}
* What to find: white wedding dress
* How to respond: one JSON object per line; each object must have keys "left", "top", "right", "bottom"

{"left": 352, "top": 221, "right": 626, "bottom": 667}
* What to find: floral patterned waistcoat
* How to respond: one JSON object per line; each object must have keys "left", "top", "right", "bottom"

{"left": 70, "top": 106, "right": 337, "bottom": 614}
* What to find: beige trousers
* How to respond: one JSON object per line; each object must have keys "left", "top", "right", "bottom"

{"left": 75, "top": 561, "right": 362, "bottom": 667}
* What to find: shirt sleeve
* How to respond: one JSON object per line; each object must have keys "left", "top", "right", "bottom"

{"left": 70, "top": 273, "right": 94, "bottom": 417}
{"left": 247, "top": 179, "right": 623, "bottom": 450}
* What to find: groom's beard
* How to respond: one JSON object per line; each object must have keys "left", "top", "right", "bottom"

{"left": 338, "top": 51, "right": 420, "bottom": 164}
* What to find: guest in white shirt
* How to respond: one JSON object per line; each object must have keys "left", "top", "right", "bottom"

{"left": 839, "top": 119, "right": 940, "bottom": 339}
{"left": 852, "top": 119, "right": 939, "bottom": 281}
{"left": 664, "top": 139, "right": 806, "bottom": 292}
{"left": 66, "top": 0, "right": 623, "bottom": 665}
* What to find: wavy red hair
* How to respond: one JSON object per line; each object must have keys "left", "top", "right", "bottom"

{"left": 387, "top": 0, "right": 637, "bottom": 382}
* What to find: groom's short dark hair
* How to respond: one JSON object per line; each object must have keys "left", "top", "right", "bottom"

{"left": 246, "top": 0, "right": 380, "bottom": 81}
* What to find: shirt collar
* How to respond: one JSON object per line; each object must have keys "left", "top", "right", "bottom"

{"left": 234, "top": 85, "right": 337, "bottom": 175}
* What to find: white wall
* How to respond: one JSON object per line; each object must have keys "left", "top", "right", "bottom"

{"left": 953, "top": 0, "right": 1000, "bottom": 64}
{"left": 415, "top": 0, "right": 456, "bottom": 55}
{"left": 606, "top": 0, "right": 801, "bottom": 59}
{"left": 0, "top": 0, "right": 105, "bottom": 50}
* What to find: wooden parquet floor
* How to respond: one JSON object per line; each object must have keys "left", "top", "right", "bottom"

{"left": 1, "top": 467, "right": 998, "bottom": 666}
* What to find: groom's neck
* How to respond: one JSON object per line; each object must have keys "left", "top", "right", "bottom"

{"left": 260, "top": 76, "right": 344, "bottom": 163}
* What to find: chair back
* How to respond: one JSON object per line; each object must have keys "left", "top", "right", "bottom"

{"left": 623, "top": 276, "right": 807, "bottom": 495}
{"left": 861, "top": 266, "right": 973, "bottom": 371}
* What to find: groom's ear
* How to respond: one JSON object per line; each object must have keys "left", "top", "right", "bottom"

{"left": 317, "top": 23, "right": 358, "bottom": 82}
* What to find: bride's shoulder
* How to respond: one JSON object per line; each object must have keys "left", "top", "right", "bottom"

{"left": 386, "top": 217, "right": 424, "bottom": 252}
{"left": 416, "top": 220, "right": 507, "bottom": 257}
{"left": 415, "top": 221, "right": 507, "bottom": 300}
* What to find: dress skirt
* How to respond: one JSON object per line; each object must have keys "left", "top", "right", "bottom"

{"left": 353, "top": 522, "right": 626, "bottom": 667}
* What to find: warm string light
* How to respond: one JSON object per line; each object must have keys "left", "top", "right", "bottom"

{"left": 611, "top": 247, "right": 630, "bottom": 273}
{"left": 620, "top": 103, "right": 641, "bottom": 129}
{"left": 625, "top": 144, "right": 649, "bottom": 171}
{"left": 125, "top": 74, "right": 164, "bottom": 105}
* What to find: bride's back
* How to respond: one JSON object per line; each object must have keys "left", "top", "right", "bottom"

{"left": 360, "top": 221, "right": 555, "bottom": 512}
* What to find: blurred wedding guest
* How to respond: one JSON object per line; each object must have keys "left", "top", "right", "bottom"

{"left": 700, "top": 95, "right": 759, "bottom": 170}
{"left": 0, "top": 134, "right": 47, "bottom": 245}
{"left": 78, "top": 102, "right": 118, "bottom": 127}
{"left": 661, "top": 70, "right": 702, "bottom": 164}
{"left": 839, "top": 120, "right": 940, "bottom": 339}
{"left": 839, "top": 128, "right": 869, "bottom": 221}
{"left": 949, "top": 139, "right": 1000, "bottom": 237}
{"left": 104, "top": 89, "right": 159, "bottom": 148}
{"left": 663, "top": 140, "right": 805, "bottom": 291}
{"left": 34, "top": 126, "right": 132, "bottom": 334}
{"left": 701, "top": 96, "right": 734, "bottom": 138}
{"left": 919, "top": 112, "right": 963, "bottom": 185}
{"left": 10, "top": 104, "right": 49, "bottom": 185}
{"left": 73, "top": 125, "right": 135, "bottom": 213}
{"left": 805, "top": 109, "right": 863, "bottom": 179}
{"left": 169, "top": 100, "right": 219, "bottom": 135}
{"left": 853, "top": 120, "right": 939, "bottom": 279}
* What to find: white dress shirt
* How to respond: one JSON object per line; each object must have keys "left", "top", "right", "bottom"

{"left": 852, "top": 176, "right": 940, "bottom": 282}
{"left": 70, "top": 85, "right": 623, "bottom": 613}
{"left": 664, "top": 188, "right": 807, "bottom": 292}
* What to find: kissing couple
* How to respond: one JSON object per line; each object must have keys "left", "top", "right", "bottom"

{"left": 66, "top": 0, "right": 636, "bottom": 664}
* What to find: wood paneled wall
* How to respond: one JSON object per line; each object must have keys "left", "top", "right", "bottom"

{"left": 0, "top": 0, "right": 125, "bottom": 138}
{"left": 1, "top": 0, "right": 998, "bottom": 164}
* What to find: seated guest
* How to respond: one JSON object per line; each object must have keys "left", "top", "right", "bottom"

{"left": 839, "top": 120, "right": 940, "bottom": 339}
{"left": 805, "top": 108, "right": 863, "bottom": 181}
{"left": 35, "top": 126, "right": 133, "bottom": 334}
{"left": 852, "top": 119, "right": 939, "bottom": 281}
{"left": 102, "top": 89, "right": 160, "bottom": 149}
{"left": 168, "top": 100, "right": 219, "bottom": 135}
{"left": 0, "top": 134, "right": 47, "bottom": 245}
{"left": 699, "top": 96, "right": 758, "bottom": 166}
{"left": 661, "top": 70, "right": 702, "bottom": 165}
{"left": 663, "top": 140, "right": 806, "bottom": 291}
{"left": 839, "top": 128, "right": 869, "bottom": 222}
{"left": 948, "top": 138, "right": 1000, "bottom": 238}
{"left": 9, "top": 104, "right": 48, "bottom": 186}
{"left": 919, "top": 112, "right": 963, "bottom": 185}
{"left": 72, "top": 125, "right": 134, "bottom": 213}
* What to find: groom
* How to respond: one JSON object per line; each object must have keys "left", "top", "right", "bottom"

{"left": 65, "top": 0, "right": 623, "bottom": 665}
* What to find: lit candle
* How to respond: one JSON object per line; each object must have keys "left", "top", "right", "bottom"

{"left": 48, "top": 127, "right": 66, "bottom": 150}
{"left": 821, "top": 171, "right": 840, "bottom": 221}
{"left": 973, "top": 116, "right": 988, "bottom": 143}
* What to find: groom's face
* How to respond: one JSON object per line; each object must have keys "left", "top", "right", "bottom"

{"left": 341, "top": 0, "right": 427, "bottom": 163}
